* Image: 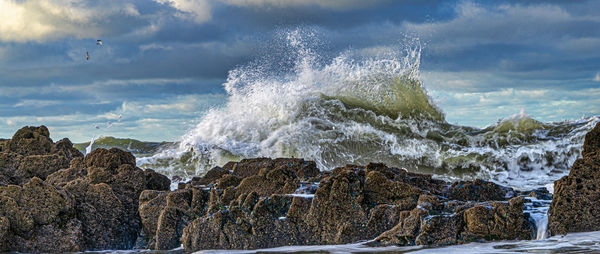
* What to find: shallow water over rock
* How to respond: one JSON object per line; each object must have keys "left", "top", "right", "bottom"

{"left": 194, "top": 231, "right": 600, "bottom": 254}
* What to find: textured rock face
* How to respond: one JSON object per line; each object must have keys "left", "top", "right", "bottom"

{"left": 175, "top": 161, "right": 533, "bottom": 251}
{"left": 0, "top": 126, "right": 82, "bottom": 186}
{"left": 0, "top": 177, "right": 82, "bottom": 252}
{"left": 46, "top": 148, "right": 171, "bottom": 250}
{"left": 139, "top": 188, "right": 204, "bottom": 250}
{"left": 446, "top": 179, "right": 512, "bottom": 202}
{"left": 0, "top": 126, "right": 540, "bottom": 252}
{"left": 0, "top": 126, "right": 171, "bottom": 252}
{"left": 549, "top": 122, "right": 600, "bottom": 235}
{"left": 373, "top": 197, "right": 531, "bottom": 246}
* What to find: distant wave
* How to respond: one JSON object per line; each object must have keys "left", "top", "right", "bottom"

{"left": 138, "top": 28, "right": 599, "bottom": 190}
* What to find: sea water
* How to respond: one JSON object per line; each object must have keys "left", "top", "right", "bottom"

{"left": 132, "top": 28, "right": 600, "bottom": 253}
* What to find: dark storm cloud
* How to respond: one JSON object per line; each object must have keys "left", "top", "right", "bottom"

{"left": 1, "top": 0, "right": 598, "bottom": 140}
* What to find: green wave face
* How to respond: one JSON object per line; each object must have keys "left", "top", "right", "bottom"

{"left": 325, "top": 77, "right": 444, "bottom": 121}
{"left": 75, "top": 136, "right": 172, "bottom": 157}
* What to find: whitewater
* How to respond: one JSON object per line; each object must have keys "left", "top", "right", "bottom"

{"left": 130, "top": 29, "right": 600, "bottom": 253}
{"left": 138, "top": 29, "right": 598, "bottom": 191}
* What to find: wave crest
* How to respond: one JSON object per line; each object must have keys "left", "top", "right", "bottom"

{"left": 138, "top": 28, "right": 599, "bottom": 190}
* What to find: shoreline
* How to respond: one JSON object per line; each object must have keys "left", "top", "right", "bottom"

{"left": 0, "top": 123, "right": 599, "bottom": 252}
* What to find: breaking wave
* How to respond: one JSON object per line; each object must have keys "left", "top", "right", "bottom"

{"left": 138, "top": 28, "right": 599, "bottom": 190}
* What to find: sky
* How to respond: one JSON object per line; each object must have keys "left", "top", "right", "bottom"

{"left": 0, "top": 0, "right": 599, "bottom": 142}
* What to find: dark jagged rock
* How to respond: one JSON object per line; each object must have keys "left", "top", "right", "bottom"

{"left": 85, "top": 147, "right": 136, "bottom": 170}
{"left": 179, "top": 162, "right": 533, "bottom": 251}
{"left": 139, "top": 188, "right": 210, "bottom": 250}
{"left": 521, "top": 187, "right": 552, "bottom": 200}
{"left": 145, "top": 168, "right": 171, "bottom": 191}
{"left": 6, "top": 126, "right": 54, "bottom": 156}
{"left": 0, "top": 125, "right": 545, "bottom": 252}
{"left": 46, "top": 148, "right": 170, "bottom": 250}
{"left": 236, "top": 166, "right": 299, "bottom": 197}
{"left": 0, "top": 177, "right": 82, "bottom": 252}
{"left": 446, "top": 179, "right": 514, "bottom": 202}
{"left": 0, "top": 139, "right": 7, "bottom": 152}
{"left": 549, "top": 122, "right": 600, "bottom": 235}
{"left": 231, "top": 158, "right": 320, "bottom": 181}
{"left": 582, "top": 122, "right": 600, "bottom": 157}
{"left": 192, "top": 166, "right": 229, "bottom": 186}
{"left": 0, "top": 125, "right": 171, "bottom": 252}
{"left": 0, "top": 126, "right": 83, "bottom": 186}
{"left": 273, "top": 158, "right": 320, "bottom": 179}
{"left": 233, "top": 158, "right": 273, "bottom": 178}
{"left": 304, "top": 166, "right": 370, "bottom": 244}
{"left": 462, "top": 197, "right": 531, "bottom": 241}
{"left": 374, "top": 197, "right": 531, "bottom": 247}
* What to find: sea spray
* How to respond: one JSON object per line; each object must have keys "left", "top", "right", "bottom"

{"left": 85, "top": 136, "right": 95, "bottom": 155}
{"left": 138, "top": 28, "right": 599, "bottom": 190}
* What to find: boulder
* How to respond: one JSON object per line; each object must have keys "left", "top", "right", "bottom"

{"left": 6, "top": 126, "right": 54, "bottom": 156}
{"left": 582, "top": 122, "right": 600, "bottom": 157}
{"left": 0, "top": 177, "right": 82, "bottom": 252}
{"left": 0, "top": 126, "right": 83, "bottom": 186}
{"left": 145, "top": 169, "right": 171, "bottom": 191}
{"left": 48, "top": 148, "right": 170, "bottom": 250}
{"left": 374, "top": 197, "right": 531, "bottom": 247}
{"left": 179, "top": 161, "right": 538, "bottom": 251}
{"left": 304, "top": 166, "right": 370, "bottom": 244}
{"left": 235, "top": 166, "right": 299, "bottom": 197}
{"left": 548, "top": 123, "right": 600, "bottom": 235}
{"left": 446, "top": 179, "right": 514, "bottom": 201}
{"left": 0, "top": 126, "right": 172, "bottom": 252}
{"left": 139, "top": 188, "right": 210, "bottom": 250}
{"left": 462, "top": 197, "right": 531, "bottom": 241}
{"left": 233, "top": 158, "right": 274, "bottom": 178}
{"left": 192, "top": 166, "right": 229, "bottom": 186}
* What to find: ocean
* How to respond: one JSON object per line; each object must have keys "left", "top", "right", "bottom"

{"left": 85, "top": 30, "right": 599, "bottom": 253}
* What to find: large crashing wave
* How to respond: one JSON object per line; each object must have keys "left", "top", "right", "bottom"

{"left": 138, "top": 29, "right": 599, "bottom": 190}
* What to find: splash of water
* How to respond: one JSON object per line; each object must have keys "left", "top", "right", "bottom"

{"left": 85, "top": 136, "right": 95, "bottom": 156}
{"left": 138, "top": 28, "right": 599, "bottom": 190}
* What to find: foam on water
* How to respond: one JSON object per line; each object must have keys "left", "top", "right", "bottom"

{"left": 194, "top": 231, "right": 600, "bottom": 254}
{"left": 138, "top": 28, "right": 599, "bottom": 190}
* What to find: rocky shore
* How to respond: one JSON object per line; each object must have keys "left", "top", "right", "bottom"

{"left": 548, "top": 122, "right": 600, "bottom": 235}
{"left": 0, "top": 123, "right": 599, "bottom": 252}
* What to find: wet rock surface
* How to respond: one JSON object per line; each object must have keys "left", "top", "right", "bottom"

{"left": 549, "top": 122, "right": 600, "bottom": 235}
{"left": 174, "top": 161, "right": 534, "bottom": 251}
{"left": 0, "top": 126, "right": 169, "bottom": 252}
{"left": 0, "top": 126, "right": 82, "bottom": 186}
{"left": 0, "top": 125, "right": 565, "bottom": 252}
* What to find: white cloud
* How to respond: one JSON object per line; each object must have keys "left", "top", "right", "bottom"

{"left": 140, "top": 43, "right": 174, "bottom": 52}
{"left": 402, "top": 1, "right": 597, "bottom": 54}
{"left": 155, "top": 0, "right": 212, "bottom": 23}
{"left": 0, "top": 0, "right": 141, "bottom": 42}
{"left": 154, "top": 0, "right": 389, "bottom": 24}
{"left": 0, "top": 93, "right": 228, "bottom": 142}
{"left": 13, "top": 99, "right": 61, "bottom": 107}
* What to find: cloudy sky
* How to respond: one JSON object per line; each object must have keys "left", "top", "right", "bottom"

{"left": 1, "top": 0, "right": 599, "bottom": 142}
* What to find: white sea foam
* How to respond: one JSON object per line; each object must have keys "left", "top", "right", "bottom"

{"left": 138, "top": 28, "right": 599, "bottom": 191}
{"left": 194, "top": 231, "right": 600, "bottom": 254}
